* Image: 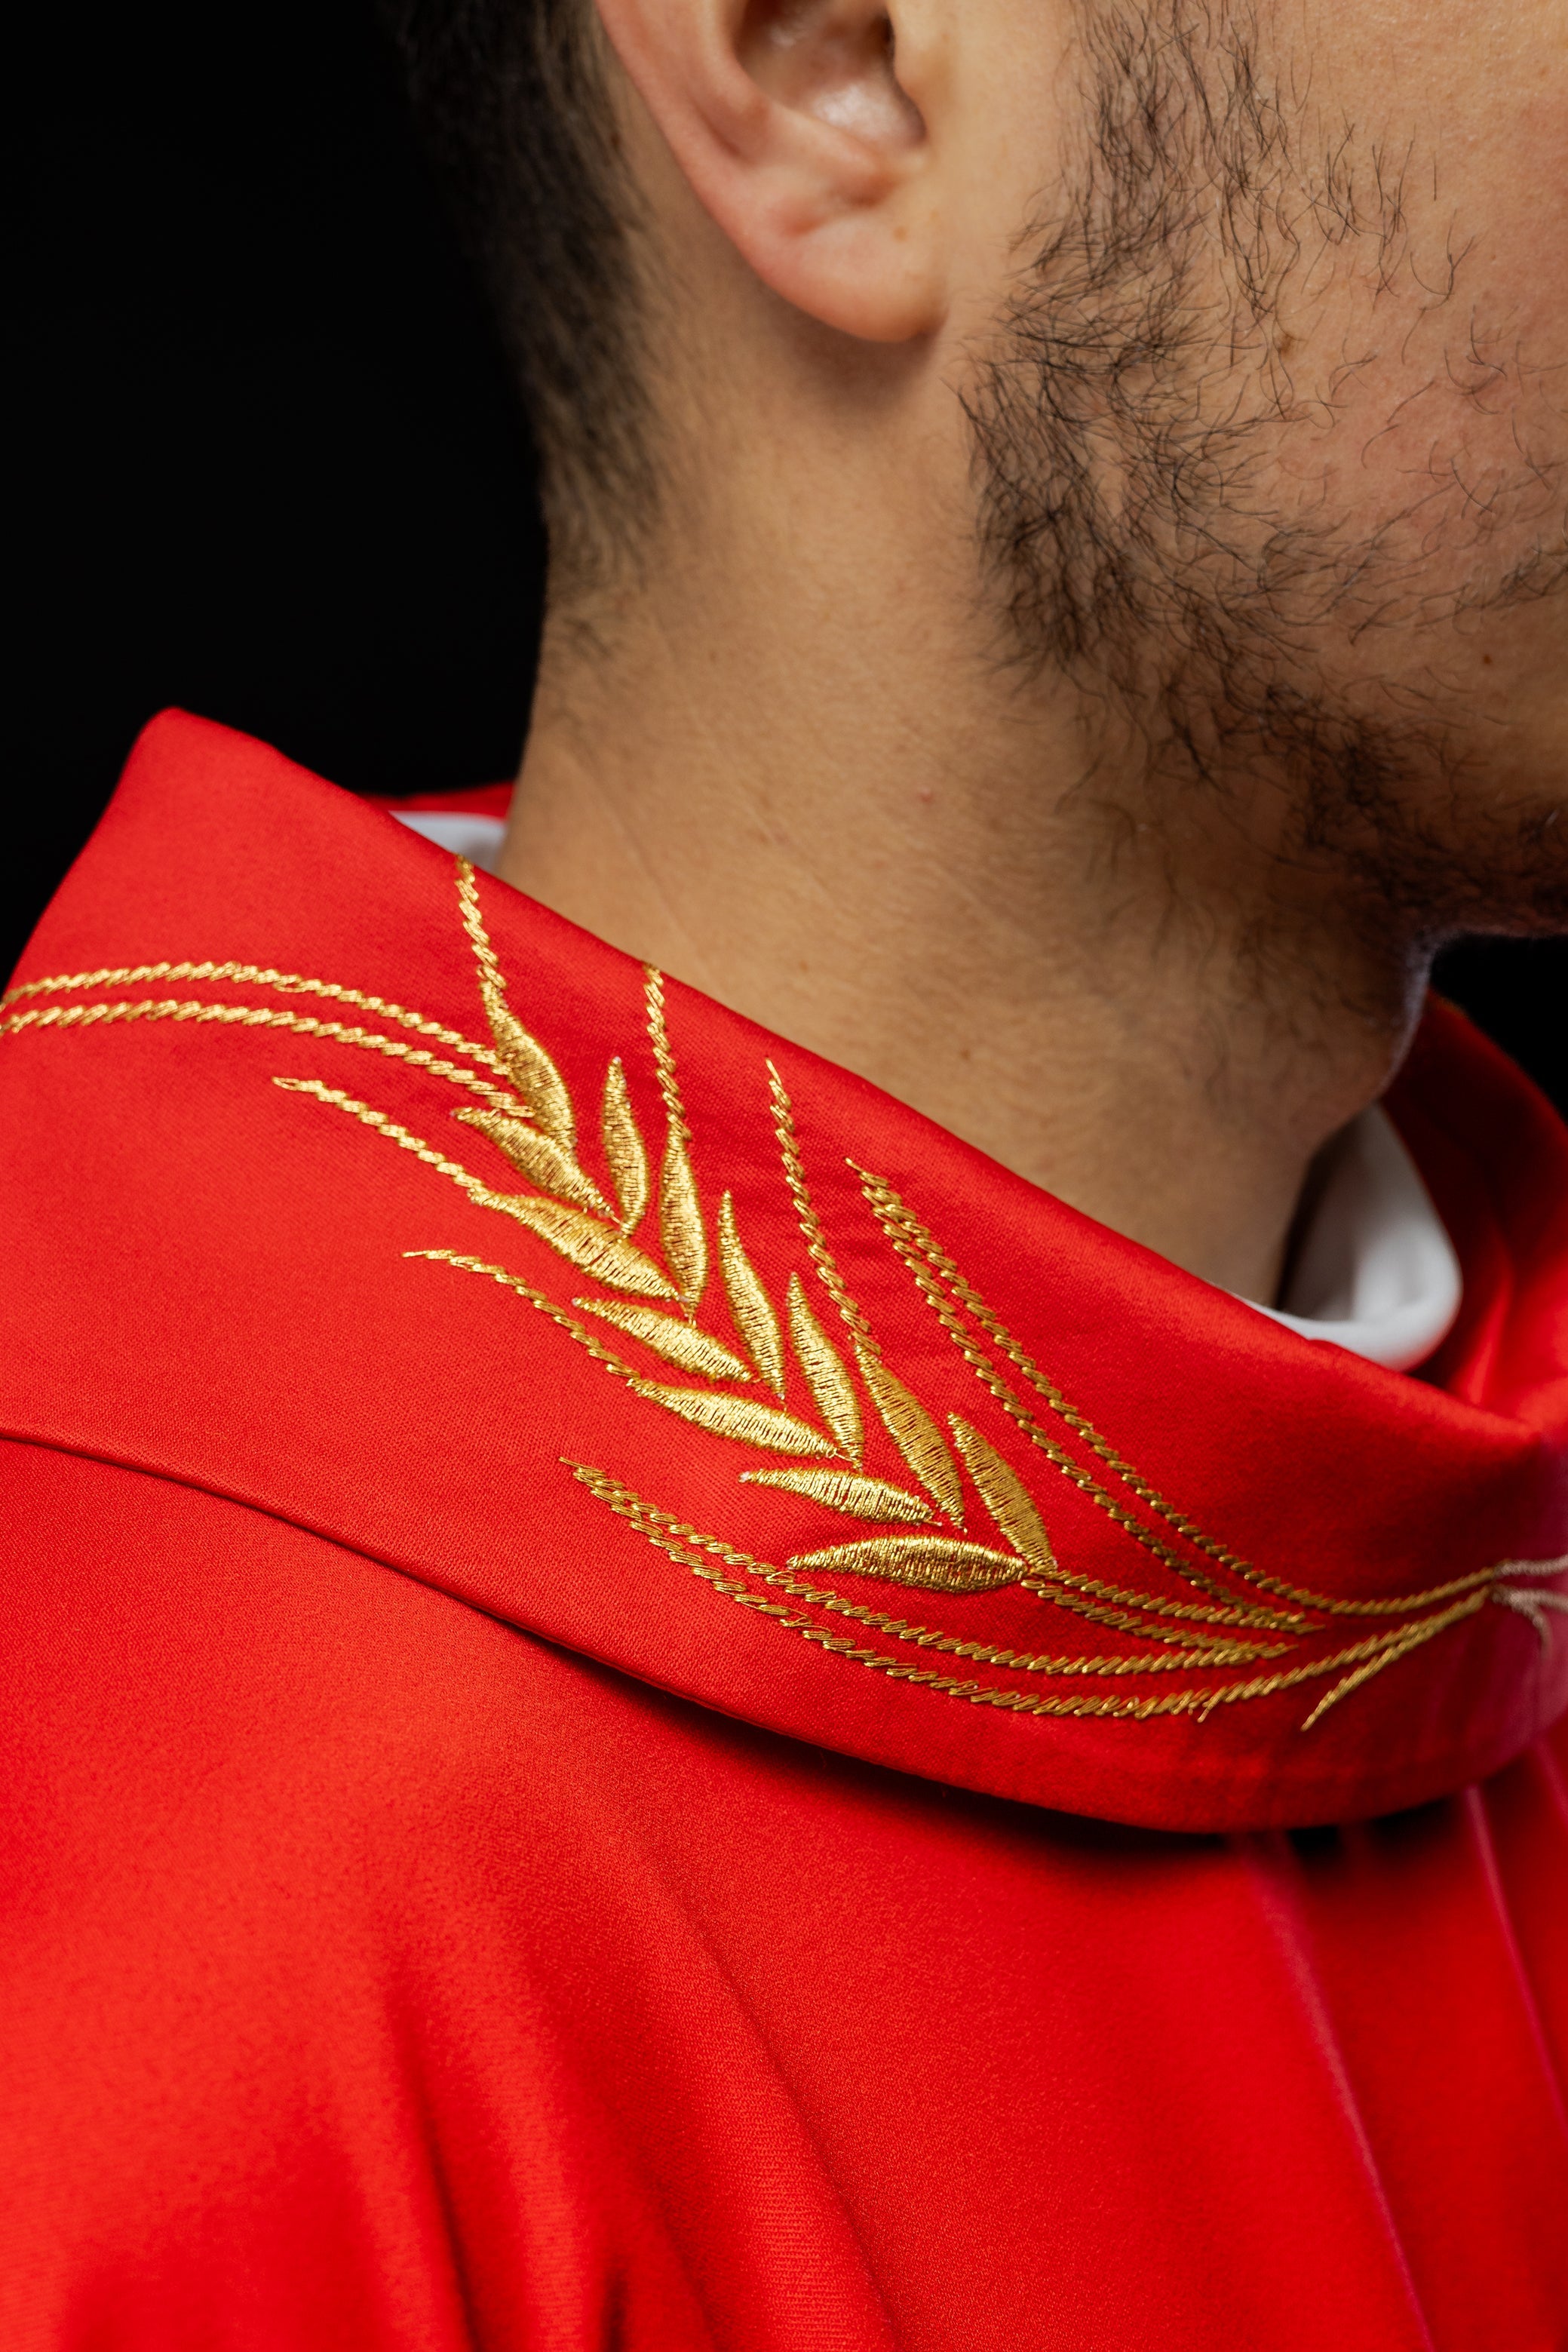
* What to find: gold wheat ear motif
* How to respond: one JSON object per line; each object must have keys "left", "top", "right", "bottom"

{"left": 17, "top": 864, "right": 1536, "bottom": 1737}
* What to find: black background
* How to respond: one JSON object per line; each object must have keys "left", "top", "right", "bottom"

{"left": 14, "top": 0, "right": 1565, "bottom": 1111}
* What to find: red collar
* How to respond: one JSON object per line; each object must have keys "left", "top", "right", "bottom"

{"left": 5, "top": 711, "right": 1566, "bottom": 1829}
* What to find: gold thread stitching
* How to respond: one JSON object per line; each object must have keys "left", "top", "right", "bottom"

{"left": 643, "top": 968, "right": 690, "bottom": 1143}
{"left": 768, "top": 1062, "right": 873, "bottom": 1347}
{"left": 456, "top": 861, "right": 578, "bottom": 1151}
{"left": 859, "top": 1166, "right": 1511, "bottom": 1624}
{"left": 718, "top": 1192, "right": 787, "bottom": 1396}
{"left": 857, "top": 1169, "right": 1317, "bottom": 1626}
{"left": 1, "top": 963, "right": 505, "bottom": 1069}
{"left": 284, "top": 1083, "right": 676, "bottom": 1296}
{"left": 456, "top": 1107, "right": 616, "bottom": 1219}
{"left": 575, "top": 1299, "right": 754, "bottom": 1383}
{"left": 640, "top": 971, "right": 707, "bottom": 1312}
{"left": 769, "top": 1064, "right": 968, "bottom": 1519}
{"left": 567, "top": 1469, "right": 1290, "bottom": 1675}
{"left": 568, "top": 1466, "right": 1479, "bottom": 1721}
{"left": 22, "top": 917, "right": 1536, "bottom": 1733}
{"left": 741, "top": 1468, "right": 933, "bottom": 1523}
{"left": 853, "top": 1343, "right": 967, "bottom": 1527}
{"left": 789, "top": 1534, "right": 1022, "bottom": 1593}
{"left": 950, "top": 1415, "right": 1056, "bottom": 1574}
{"left": 1, "top": 998, "right": 526, "bottom": 1110}
{"left": 601, "top": 1058, "right": 651, "bottom": 1232}
{"left": 412, "top": 1251, "right": 829, "bottom": 1450}
{"left": 787, "top": 1272, "right": 864, "bottom": 1463}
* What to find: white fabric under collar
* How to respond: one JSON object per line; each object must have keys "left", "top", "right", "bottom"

{"left": 391, "top": 808, "right": 1463, "bottom": 1374}
{"left": 1252, "top": 1105, "right": 1462, "bottom": 1371}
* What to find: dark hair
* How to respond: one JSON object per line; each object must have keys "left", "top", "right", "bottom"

{"left": 381, "top": 0, "right": 655, "bottom": 588}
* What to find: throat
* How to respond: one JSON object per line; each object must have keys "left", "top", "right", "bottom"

{"left": 499, "top": 639, "right": 1424, "bottom": 1306}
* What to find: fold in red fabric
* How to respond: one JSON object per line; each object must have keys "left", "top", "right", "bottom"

{"left": 1, "top": 711, "right": 1563, "bottom": 2348}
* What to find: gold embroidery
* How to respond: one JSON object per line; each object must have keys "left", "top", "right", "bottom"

{"left": 0, "top": 961, "right": 505, "bottom": 1070}
{"left": 742, "top": 1468, "right": 933, "bottom": 1523}
{"left": 643, "top": 972, "right": 707, "bottom": 1313}
{"left": 569, "top": 1468, "right": 1288, "bottom": 1673}
{"left": 280, "top": 1082, "right": 677, "bottom": 1297}
{"left": 631, "top": 1386, "right": 834, "bottom": 1454}
{"left": 601, "top": 1058, "right": 651, "bottom": 1233}
{"left": 787, "top": 1273, "right": 864, "bottom": 1463}
{"left": 456, "top": 861, "right": 575, "bottom": 1147}
{"left": 789, "top": 1535, "right": 1023, "bottom": 1593}
{"left": 861, "top": 1167, "right": 1514, "bottom": 1625}
{"left": 768, "top": 1061, "right": 874, "bottom": 1349}
{"left": 1, "top": 997, "right": 525, "bottom": 1113}
{"left": 568, "top": 1466, "right": 1490, "bottom": 1721}
{"left": 15, "top": 864, "right": 1556, "bottom": 1735}
{"left": 643, "top": 967, "right": 689, "bottom": 1144}
{"left": 579, "top": 1299, "right": 753, "bottom": 1384}
{"left": 659, "top": 1125, "right": 708, "bottom": 1314}
{"left": 456, "top": 1107, "right": 615, "bottom": 1221}
{"left": 718, "top": 1192, "right": 787, "bottom": 1397}
{"left": 769, "top": 1065, "right": 971, "bottom": 1518}
{"left": 950, "top": 1416, "right": 1056, "bottom": 1576}
{"left": 413, "top": 1249, "right": 836, "bottom": 1453}
{"left": 410, "top": 1251, "right": 644, "bottom": 1380}
{"left": 853, "top": 1343, "right": 967, "bottom": 1527}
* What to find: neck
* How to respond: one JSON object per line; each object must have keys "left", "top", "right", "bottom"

{"left": 499, "top": 530, "right": 1425, "bottom": 1304}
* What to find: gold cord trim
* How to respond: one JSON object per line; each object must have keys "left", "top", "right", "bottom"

{"left": 858, "top": 1166, "right": 1511, "bottom": 1625}
{"left": 0, "top": 962, "right": 505, "bottom": 1070}
{"left": 1, "top": 995, "right": 524, "bottom": 1109}
{"left": 569, "top": 1467, "right": 1474, "bottom": 1721}
{"left": 568, "top": 1469, "right": 1289, "bottom": 1678}
{"left": 282, "top": 1082, "right": 677, "bottom": 1296}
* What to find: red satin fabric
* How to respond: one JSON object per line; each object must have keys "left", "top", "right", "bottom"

{"left": 1, "top": 712, "right": 1565, "bottom": 2347}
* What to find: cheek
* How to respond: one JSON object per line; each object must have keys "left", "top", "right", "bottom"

{"left": 1266, "top": 79, "right": 1568, "bottom": 605}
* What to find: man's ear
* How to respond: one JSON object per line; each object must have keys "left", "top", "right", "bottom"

{"left": 594, "top": 0, "right": 946, "bottom": 342}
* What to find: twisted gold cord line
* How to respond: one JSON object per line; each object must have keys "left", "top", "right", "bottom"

{"left": 410, "top": 1250, "right": 836, "bottom": 1454}
{"left": 0, "top": 960, "right": 506, "bottom": 1071}
{"left": 643, "top": 968, "right": 691, "bottom": 1144}
{"left": 409, "top": 1252, "right": 642, "bottom": 1383}
{"left": 567, "top": 1469, "right": 1290, "bottom": 1673}
{"left": 0, "top": 999, "right": 529, "bottom": 1112}
{"left": 575, "top": 1466, "right": 1488, "bottom": 1725}
{"left": 860, "top": 1162, "right": 1504, "bottom": 1627}
{"left": 767, "top": 1064, "right": 876, "bottom": 1350}
{"left": 455, "top": 858, "right": 508, "bottom": 1005}
{"left": 858, "top": 1178, "right": 1308, "bottom": 1630}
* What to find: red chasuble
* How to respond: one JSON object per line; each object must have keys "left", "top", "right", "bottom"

{"left": 2, "top": 711, "right": 1566, "bottom": 2350}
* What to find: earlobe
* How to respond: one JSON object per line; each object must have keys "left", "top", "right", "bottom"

{"left": 594, "top": 0, "right": 946, "bottom": 343}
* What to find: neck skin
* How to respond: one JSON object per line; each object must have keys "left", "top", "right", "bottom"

{"left": 499, "top": 342, "right": 1424, "bottom": 1310}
